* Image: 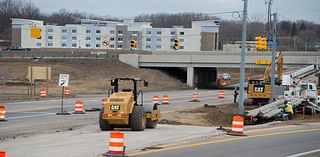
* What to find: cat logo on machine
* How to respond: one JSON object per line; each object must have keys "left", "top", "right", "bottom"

{"left": 254, "top": 85, "right": 265, "bottom": 93}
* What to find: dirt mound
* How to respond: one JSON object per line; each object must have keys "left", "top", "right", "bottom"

{"left": 161, "top": 103, "right": 320, "bottom": 127}
{"left": 160, "top": 103, "right": 240, "bottom": 127}
{"left": 0, "top": 60, "right": 189, "bottom": 100}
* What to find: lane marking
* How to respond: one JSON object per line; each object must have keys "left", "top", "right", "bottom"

{"left": 8, "top": 107, "right": 52, "bottom": 113}
{"left": 6, "top": 113, "right": 56, "bottom": 120}
{"left": 246, "top": 125, "right": 296, "bottom": 133}
{"left": 287, "top": 148, "right": 320, "bottom": 157}
{"left": 129, "top": 128, "right": 320, "bottom": 156}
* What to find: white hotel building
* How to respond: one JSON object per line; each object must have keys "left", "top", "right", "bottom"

{"left": 11, "top": 18, "right": 219, "bottom": 51}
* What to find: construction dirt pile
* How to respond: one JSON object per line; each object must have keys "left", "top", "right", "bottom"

{"left": 0, "top": 60, "right": 189, "bottom": 100}
{"left": 160, "top": 103, "right": 320, "bottom": 127}
{"left": 160, "top": 103, "right": 240, "bottom": 127}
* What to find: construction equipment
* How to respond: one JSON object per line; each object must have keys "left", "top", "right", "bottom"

{"left": 99, "top": 77, "right": 160, "bottom": 131}
{"left": 247, "top": 51, "right": 284, "bottom": 104}
{"left": 217, "top": 73, "right": 231, "bottom": 88}
{"left": 282, "top": 64, "right": 319, "bottom": 105}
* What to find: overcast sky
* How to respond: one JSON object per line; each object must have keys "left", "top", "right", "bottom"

{"left": 29, "top": 0, "right": 320, "bottom": 23}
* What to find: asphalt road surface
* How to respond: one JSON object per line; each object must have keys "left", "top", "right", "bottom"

{"left": 0, "top": 89, "right": 233, "bottom": 139}
{"left": 1, "top": 89, "right": 320, "bottom": 157}
{"left": 131, "top": 124, "right": 320, "bottom": 157}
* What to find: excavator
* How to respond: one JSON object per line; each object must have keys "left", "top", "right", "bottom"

{"left": 247, "top": 51, "right": 283, "bottom": 105}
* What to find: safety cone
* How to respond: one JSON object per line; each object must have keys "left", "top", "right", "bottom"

{"left": 0, "top": 150, "right": 5, "bottom": 157}
{"left": 101, "top": 97, "right": 108, "bottom": 106}
{"left": 39, "top": 89, "right": 47, "bottom": 97}
{"left": 152, "top": 96, "right": 160, "bottom": 105}
{"left": 64, "top": 87, "right": 71, "bottom": 95}
{"left": 103, "top": 131, "right": 128, "bottom": 157}
{"left": 162, "top": 95, "right": 170, "bottom": 105}
{"left": 0, "top": 106, "right": 7, "bottom": 122}
{"left": 218, "top": 90, "right": 225, "bottom": 98}
{"left": 190, "top": 89, "right": 200, "bottom": 102}
{"left": 227, "top": 116, "right": 247, "bottom": 136}
{"left": 73, "top": 100, "right": 85, "bottom": 114}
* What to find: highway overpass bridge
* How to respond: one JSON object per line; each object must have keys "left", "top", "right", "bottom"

{"left": 120, "top": 51, "right": 320, "bottom": 88}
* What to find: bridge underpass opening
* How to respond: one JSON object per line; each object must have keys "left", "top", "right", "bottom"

{"left": 149, "top": 67, "right": 187, "bottom": 83}
{"left": 146, "top": 67, "right": 218, "bottom": 89}
{"left": 194, "top": 67, "right": 217, "bottom": 89}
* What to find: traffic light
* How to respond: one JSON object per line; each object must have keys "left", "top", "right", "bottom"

{"left": 130, "top": 39, "right": 137, "bottom": 51}
{"left": 173, "top": 38, "right": 180, "bottom": 50}
{"left": 255, "top": 36, "right": 267, "bottom": 51}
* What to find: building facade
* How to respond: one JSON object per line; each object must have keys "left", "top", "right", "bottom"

{"left": 11, "top": 18, "right": 219, "bottom": 51}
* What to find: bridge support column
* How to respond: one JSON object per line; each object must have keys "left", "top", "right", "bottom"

{"left": 187, "top": 67, "right": 194, "bottom": 87}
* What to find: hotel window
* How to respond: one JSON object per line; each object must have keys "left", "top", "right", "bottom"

{"left": 180, "top": 32, "right": 185, "bottom": 35}
{"left": 86, "top": 37, "right": 91, "bottom": 40}
{"left": 117, "top": 44, "right": 123, "bottom": 48}
{"left": 86, "top": 44, "right": 91, "bottom": 47}
{"left": 146, "top": 38, "right": 151, "bottom": 42}
{"left": 109, "top": 44, "right": 114, "bottom": 48}
{"left": 171, "top": 31, "right": 176, "bottom": 35}
{"left": 157, "top": 31, "right": 162, "bottom": 35}
{"left": 72, "top": 29, "right": 77, "bottom": 33}
{"left": 146, "top": 31, "right": 151, "bottom": 34}
{"left": 96, "top": 37, "right": 101, "bottom": 41}
{"left": 156, "top": 38, "right": 161, "bottom": 42}
{"left": 62, "top": 43, "right": 66, "bottom": 47}
{"left": 146, "top": 45, "right": 151, "bottom": 49}
{"left": 48, "top": 28, "right": 53, "bottom": 32}
{"left": 110, "top": 30, "right": 115, "bottom": 34}
{"left": 86, "top": 30, "right": 91, "bottom": 33}
{"left": 118, "top": 30, "right": 123, "bottom": 34}
{"left": 48, "top": 43, "right": 53, "bottom": 46}
{"left": 156, "top": 45, "right": 161, "bottom": 49}
{"left": 118, "top": 38, "right": 123, "bottom": 41}
{"left": 72, "top": 43, "right": 77, "bottom": 47}
{"left": 36, "top": 43, "right": 41, "bottom": 46}
{"left": 48, "top": 36, "right": 53, "bottom": 40}
{"left": 72, "top": 36, "right": 77, "bottom": 40}
{"left": 96, "top": 44, "right": 101, "bottom": 48}
{"left": 96, "top": 30, "right": 101, "bottom": 34}
{"left": 110, "top": 37, "right": 115, "bottom": 41}
{"left": 62, "top": 29, "right": 67, "bottom": 33}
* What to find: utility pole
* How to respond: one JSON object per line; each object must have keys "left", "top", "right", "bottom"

{"left": 239, "top": 0, "right": 248, "bottom": 114}
{"left": 269, "top": 13, "right": 277, "bottom": 103}
{"left": 266, "top": 0, "right": 273, "bottom": 37}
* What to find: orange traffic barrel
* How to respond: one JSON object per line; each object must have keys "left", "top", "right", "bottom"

{"left": 218, "top": 90, "right": 224, "bottom": 98}
{"left": 101, "top": 97, "right": 108, "bottom": 106}
{"left": 0, "top": 150, "right": 5, "bottom": 157}
{"left": 152, "top": 96, "right": 160, "bottom": 104}
{"left": 73, "top": 100, "right": 85, "bottom": 114}
{"left": 103, "top": 131, "right": 127, "bottom": 156}
{"left": 162, "top": 95, "right": 169, "bottom": 105}
{"left": 39, "top": 89, "right": 47, "bottom": 97}
{"left": 0, "top": 106, "right": 6, "bottom": 122}
{"left": 64, "top": 87, "right": 71, "bottom": 95}
{"left": 190, "top": 91, "right": 200, "bottom": 102}
{"left": 227, "top": 116, "right": 246, "bottom": 136}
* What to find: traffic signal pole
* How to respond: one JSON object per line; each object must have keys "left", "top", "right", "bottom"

{"left": 269, "top": 13, "right": 277, "bottom": 103}
{"left": 239, "top": 0, "right": 248, "bottom": 114}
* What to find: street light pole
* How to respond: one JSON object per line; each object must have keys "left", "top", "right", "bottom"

{"left": 239, "top": 0, "right": 248, "bottom": 114}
